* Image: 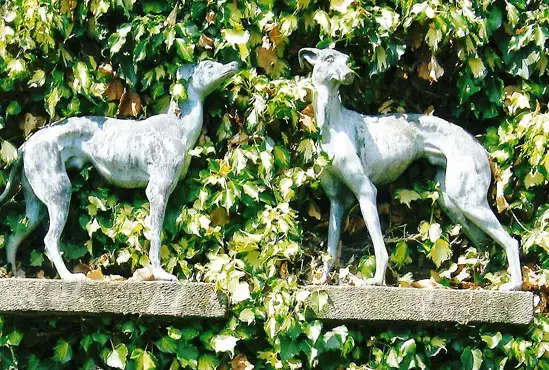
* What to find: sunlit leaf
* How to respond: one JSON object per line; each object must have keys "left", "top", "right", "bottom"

{"left": 53, "top": 339, "right": 72, "bottom": 364}
{"left": 211, "top": 334, "right": 239, "bottom": 358}
{"left": 428, "top": 239, "right": 452, "bottom": 268}
{"left": 106, "top": 344, "right": 128, "bottom": 369}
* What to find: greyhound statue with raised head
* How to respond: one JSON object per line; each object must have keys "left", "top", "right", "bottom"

{"left": 0, "top": 60, "right": 238, "bottom": 281}
{"left": 299, "top": 47, "right": 522, "bottom": 291}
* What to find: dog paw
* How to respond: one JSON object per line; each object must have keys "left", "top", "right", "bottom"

{"left": 62, "top": 273, "right": 88, "bottom": 282}
{"left": 499, "top": 281, "right": 522, "bottom": 292}
{"left": 151, "top": 267, "right": 178, "bottom": 282}
{"left": 362, "top": 277, "right": 385, "bottom": 286}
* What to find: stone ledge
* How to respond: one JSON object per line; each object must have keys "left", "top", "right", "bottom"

{"left": 0, "top": 279, "right": 226, "bottom": 318}
{"left": 308, "top": 286, "right": 534, "bottom": 325}
{"left": 0, "top": 279, "right": 534, "bottom": 325}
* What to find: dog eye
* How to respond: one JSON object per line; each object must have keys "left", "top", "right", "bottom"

{"left": 325, "top": 55, "right": 335, "bottom": 63}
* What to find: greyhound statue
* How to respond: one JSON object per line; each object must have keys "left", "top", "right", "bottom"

{"left": 299, "top": 48, "right": 522, "bottom": 291}
{"left": 0, "top": 60, "right": 238, "bottom": 281}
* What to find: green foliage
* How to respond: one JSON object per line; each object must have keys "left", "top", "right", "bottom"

{"left": 0, "top": 0, "right": 549, "bottom": 369}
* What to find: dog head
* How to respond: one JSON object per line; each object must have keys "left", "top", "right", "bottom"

{"left": 176, "top": 60, "right": 239, "bottom": 97}
{"left": 299, "top": 48, "right": 354, "bottom": 86}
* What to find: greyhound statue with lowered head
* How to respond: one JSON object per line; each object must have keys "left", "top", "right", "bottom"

{"left": 0, "top": 60, "right": 238, "bottom": 281}
{"left": 299, "top": 47, "right": 522, "bottom": 291}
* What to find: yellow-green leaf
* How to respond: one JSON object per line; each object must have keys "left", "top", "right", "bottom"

{"left": 106, "top": 344, "right": 128, "bottom": 369}
{"left": 395, "top": 189, "right": 421, "bottom": 208}
{"left": 1, "top": 140, "right": 18, "bottom": 164}
{"left": 53, "top": 339, "right": 72, "bottom": 364}
{"left": 330, "top": 0, "right": 353, "bottom": 13}
{"left": 222, "top": 29, "right": 250, "bottom": 45}
{"left": 468, "top": 58, "right": 486, "bottom": 78}
{"left": 428, "top": 239, "right": 452, "bottom": 268}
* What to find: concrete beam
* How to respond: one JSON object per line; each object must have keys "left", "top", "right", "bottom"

{"left": 308, "top": 286, "right": 534, "bottom": 325}
{"left": 0, "top": 279, "right": 226, "bottom": 318}
{"left": 0, "top": 279, "right": 534, "bottom": 325}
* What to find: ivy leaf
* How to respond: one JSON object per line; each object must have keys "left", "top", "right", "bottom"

{"left": 359, "top": 255, "right": 376, "bottom": 278}
{"left": 230, "top": 281, "right": 251, "bottom": 303}
{"left": 390, "top": 241, "right": 410, "bottom": 268}
{"left": 106, "top": 344, "right": 128, "bottom": 369}
{"left": 211, "top": 334, "right": 239, "bottom": 358}
{"left": 92, "top": 332, "right": 109, "bottom": 346}
{"left": 506, "top": 1, "right": 519, "bottom": 26}
{"left": 481, "top": 332, "right": 502, "bottom": 349}
{"left": 524, "top": 170, "right": 545, "bottom": 188}
{"left": 222, "top": 29, "right": 250, "bottom": 45}
{"left": 428, "top": 239, "right": 452, "bottom": 268}
{"left": 198, "top": 354, "right": 219, "bottom": 370}
{"left": 395, "top": 189, "right": 421, "bottom": 208}
{"left": 175, "top": 38, "right": 195, "bottom": 62}
{"left": 238, "top": 308, "right": 255, "bottom": 324}
{"left": 461, "top": 347, "right": 483, "bottom": 370}
{"left": 73, "top": 61, "right": 90, "bottom": 93}
{"left": 468, "top": 58, "right": 486, "bottom": 79}
{"left": 131, "top": 349, "right": 156, "bottom": 370}
{"left": 28, "top": 70, "right": 46, "bottom": 88}
{"left": 108, "top": 23, "right": 132, "bottom": 54}
{"left": 177, "top": 343, "right": 199, "bottom": 368}
{"left": 7, "top": 331, "right": 23, "bottom": 346}
{"left": 273, "top": 145, "right": 290, "bottom": 168}
{"left": 1, "top": 141, "right": 18, "bottom": 164}
{"left": 487, "top": 7, "right": 503, "bottom": 34}
{"left": 428, "top": 223, "right": 442, "bottom": 243}
{"left": 309, "top": 290, "right": 328, "bottom": 314}
{"left": 6, "top": 100, "right": 21, "bottom": 116}
{"left": 156, "top": 336, "right": 177, "bottom": 353}
{"left": 29, "top": 250, "right": 44, "bottom": 267}
{"left": 53, "top": 339, "right": 73, "bottom": 364}
{"left": 167, "top": 327, "right": 182, "bottom": 340}
{"left": 181, "top": 327, "right": 201, "bottom": 341}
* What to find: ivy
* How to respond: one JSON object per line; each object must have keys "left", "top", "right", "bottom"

{"left": 0, "top": 0, "right": 549, "bottom": 369}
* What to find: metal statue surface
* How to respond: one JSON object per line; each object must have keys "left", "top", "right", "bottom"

{"left": 0, "top": 60, "right": 238, "bottom": 281}
{"left": 299, "top": 48, "right": 522, "bottom": 291}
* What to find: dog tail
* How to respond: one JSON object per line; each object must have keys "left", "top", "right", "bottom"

{"left": 0, "top": 147, "right": 23, "bottom": 206}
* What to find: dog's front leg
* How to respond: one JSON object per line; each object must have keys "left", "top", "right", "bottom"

{"left": 341, "top": 166, "right": 388, "bottom": 285}
{"left": 146, "top": 179, "right": 178, "bottom": 281}
{"left": 320, "top": 172, "right": 348, "bottom": 280}
{"left": 355, "top": 181, "right": 388, "bottom": 285}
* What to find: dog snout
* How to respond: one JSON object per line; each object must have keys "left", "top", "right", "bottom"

{"left": 339, "top": 66, "right": 354, "bottom": 85}
{"left": 330, "top": 66, "right": 354, "bottom": 84}
{"left": 227, "top": 61, "right": 239, "bottom": 71}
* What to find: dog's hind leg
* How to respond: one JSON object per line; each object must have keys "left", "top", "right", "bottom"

{"left": 6, "top": 173, "right": 45, "bottom": 276}
{"left": 25, "top": 162, "right": 86, "bottom": 281}
{"left": 42, "top": 181, "right": 86, "bottom": 281}
{"left": 435, "top": 170, "right": 486, "bottom": 246}
{"left": 444, "top": 157, "right": 522, "bottom": 291}
{"left": 459, "top": 203, "right": 522, "bottom": 291}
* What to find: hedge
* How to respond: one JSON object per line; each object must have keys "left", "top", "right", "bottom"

{"left": 0, "top": 0, "right": 548, "bottom": 369}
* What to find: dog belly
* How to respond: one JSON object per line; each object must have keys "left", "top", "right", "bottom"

{"left": 92, "top": 161, "right": 150, "bottom": 188}
{"left": 83, "top": 135, "right": 151, "bottom": 188}
{"left": 366, "top": 156, "right": 416, "bottom": 184}
{"left": 357, "top": 116, "right": 422, "bottom": 184}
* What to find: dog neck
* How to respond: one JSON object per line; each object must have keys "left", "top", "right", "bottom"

{"left": 312, "top": 81, "right": 344, "bottom": 135}
{"left": 168, "top": 86, "right": 204, "bottom": 145}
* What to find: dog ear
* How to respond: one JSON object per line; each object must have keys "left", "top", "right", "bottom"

{"left": 298, "top": 48, "right": 320, "bottom": 70}
{"left": 176, "top": 64, "right": 196, "bottom": 81}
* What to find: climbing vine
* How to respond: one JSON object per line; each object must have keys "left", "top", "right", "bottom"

{"left": 0, "top": 0, "right": 548, "bottom": 368}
